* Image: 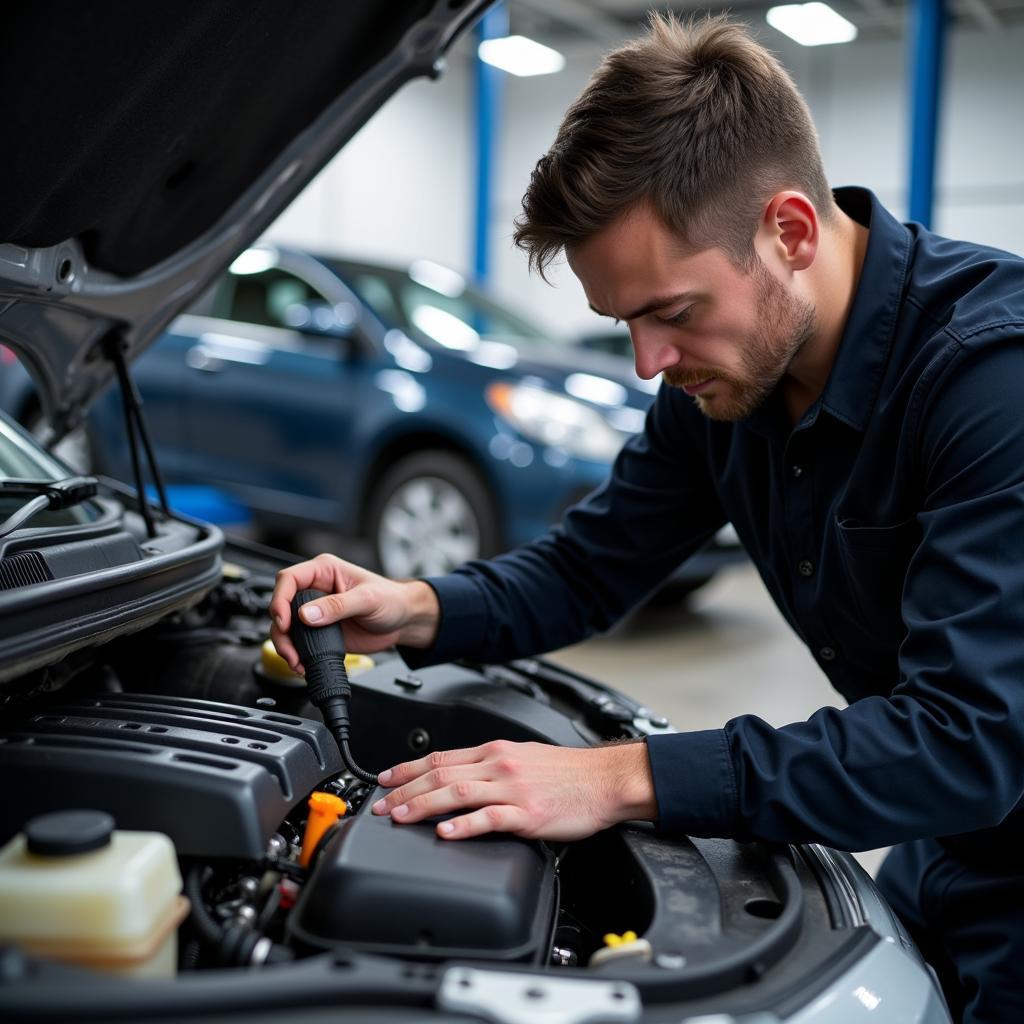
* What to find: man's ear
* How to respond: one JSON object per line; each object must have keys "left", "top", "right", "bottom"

{"left": 757, "top": 191, "right": 818, "bottom": 273}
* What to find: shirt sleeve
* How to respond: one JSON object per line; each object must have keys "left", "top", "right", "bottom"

{"left": 400, "top": 384, "right": 729, "bottom": 669}
{"left": 648, "top": 332, "right": 1024, "bottom": 850}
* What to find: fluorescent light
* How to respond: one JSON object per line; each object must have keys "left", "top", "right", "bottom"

{"left": 478, "top": 35, "right": 566, "bottom": 77}
{"left": 411, "top": 305, "right": 480, "bottom": 350}
{"left": 766, "top": 3, "right": 858, "bottom": 46}
{"left": 564, "top": 373, "right": 628, "bottom": 409}
{"left": 229, "top": 248, "right": 277, "bottom": 276}
{"left": 409, "top": 259, "right": 466, "bottom": 298}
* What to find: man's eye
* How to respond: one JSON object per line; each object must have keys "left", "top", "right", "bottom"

{"left": 662, "top": 307, "right": 692, "bottom": 326}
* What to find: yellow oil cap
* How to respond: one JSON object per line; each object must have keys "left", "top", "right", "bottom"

{"left": 259, "top": 639, "right": 374, "bottom": 686}
{"left": 591, "top": 931, "right": 651, "bottom": 968}
{"left": 260, "top": 640, "right": 305, "bottom": 686}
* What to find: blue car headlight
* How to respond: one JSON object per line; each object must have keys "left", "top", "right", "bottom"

{"left": 486, "top": 382, "right": 630, "bottom": 463}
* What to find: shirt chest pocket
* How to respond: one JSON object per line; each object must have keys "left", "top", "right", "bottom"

{"left": 832, "top": 515, "right": 921, "bottom": 653}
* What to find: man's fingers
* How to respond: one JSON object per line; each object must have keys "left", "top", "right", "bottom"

{"left": 269, "top": 623, "right": 301, "bottom": 673}
{"left": 270, "top": 555, "right": 370, "bottom": 672}
{"left": 296, "top": 584, "right": 379, "bottom": 628}
{"left": 371, "top": 765, "right": 499, "bottom": 816}
{"left": 269, "top": 558, "right": 333, "bottom": 634}
{"left": 269, "top": 553, "right": 356, "bottom": 622}
{"left": 436, "top": 804, "right": 527, "bottom": 840}
{"left": 378, "top": 745, "right": 489, "bottom": 788}
{"left": 379, "top": 780, "right": 502, "bottom": 824}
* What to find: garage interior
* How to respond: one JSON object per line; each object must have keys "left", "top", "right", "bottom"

{"left": 2, "top": 0, "right": 1024, "bottom": 1016}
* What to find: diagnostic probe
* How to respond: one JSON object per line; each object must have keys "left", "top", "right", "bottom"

{"left": 289, "top": 589, "right": 377, "bottom": 784}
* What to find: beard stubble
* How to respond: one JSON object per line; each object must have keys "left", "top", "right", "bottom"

{"left": 663, "top": 260, "right": 816, "bottom": 422}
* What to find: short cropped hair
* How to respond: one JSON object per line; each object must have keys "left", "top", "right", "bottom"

{"left": 514, "top": 13, "right": 835, "bottom": 276}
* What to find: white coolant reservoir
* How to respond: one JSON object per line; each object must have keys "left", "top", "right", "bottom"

{"left": 0, "top": 810, "right": 189, "bottom": 977}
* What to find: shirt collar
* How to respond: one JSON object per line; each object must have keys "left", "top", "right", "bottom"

{"left": 817, "top": 187, "right": 912, "bottom": 432}
{"left": 742, "top": 187, "right": 911, "bottom": 440}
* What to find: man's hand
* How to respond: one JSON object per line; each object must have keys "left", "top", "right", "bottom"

{"left": 269, "top": 553, "right": 440, "bottom": 673}
{"left": 371, "top": 739, "right": 658, "bottom": 842}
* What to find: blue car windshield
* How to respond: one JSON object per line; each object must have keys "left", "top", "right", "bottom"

{"left": 327, "top": 260, "right": 558, "bottom": 351}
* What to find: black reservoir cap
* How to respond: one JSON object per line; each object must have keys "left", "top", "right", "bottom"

{"left": 25, "top": 810, "right": 114, "bottom": 856}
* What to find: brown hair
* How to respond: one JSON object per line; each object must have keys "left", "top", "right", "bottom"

{"left": 514, "top": 13, "right": 835, "bottom": 276}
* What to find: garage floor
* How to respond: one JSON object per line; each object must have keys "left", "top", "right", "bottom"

{"left": 548, "top": 563, "right": 888, "bottom": 877}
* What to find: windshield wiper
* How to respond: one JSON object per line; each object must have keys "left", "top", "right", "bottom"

{"left": 0, "top": 475, "right": 99, "bottom": 540}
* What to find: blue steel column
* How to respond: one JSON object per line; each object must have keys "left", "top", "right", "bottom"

{"left": 473, "top": 3, "right": 508, "bottom": 285}
{"left": 907, "top": 0, "right": 947, "bottom": 228}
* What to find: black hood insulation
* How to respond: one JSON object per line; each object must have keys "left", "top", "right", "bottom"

{"left": 0, "top": 1, "right": 438, "bottom": 275}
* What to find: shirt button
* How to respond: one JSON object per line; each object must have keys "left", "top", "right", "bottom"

{"left": 791, "top": 464, "right": 804, "bottom": 478}
{"left": 798, "top": 560, "right": 815, "bottom": 577}
{"left": 819, "top": 646, "right": 837, "bottom": 662}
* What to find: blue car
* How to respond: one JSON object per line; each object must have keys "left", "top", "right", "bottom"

{"left": 2, "top": 246, "right": 741, "bottom": 586}
{"left": 1, "top": 248, "right": 635, "bottom": 572}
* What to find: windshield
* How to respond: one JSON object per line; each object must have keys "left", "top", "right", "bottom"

{"left": 327, "top": 259, "right": 558, "bottom": 351}
{"left": 0, "top": 416, "right": 99, "bottom": 528}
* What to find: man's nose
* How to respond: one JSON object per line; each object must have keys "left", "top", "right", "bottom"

{"left": 629, "top": 325, "right": 680, "bottom": 380}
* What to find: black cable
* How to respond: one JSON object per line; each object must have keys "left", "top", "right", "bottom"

{"left": 186, "top": 864, "right": 295, "bottom": 969}
{"left": 180, "top": 938, "right": 202, "bottom": 970}
{"left": 0, "top": 494, "right": 49, "bottom": 539}
{"left": 341, "top": 736, "right": 377, "bottom": 784}
{"left": 255, "top": 883, "right": 282, "bottom": 932}
{"left": 0, "top": 475, "right": 99, "bottom": 540}
{"left": 185, "top": 865, "right": 224, "bottom": 946}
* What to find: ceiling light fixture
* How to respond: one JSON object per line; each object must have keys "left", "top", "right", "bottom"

{"left": 478, "top": 35, "right": 566, "bottom": 77}
{"left": 766, "top": 2, "right": 858, "bottom": 46}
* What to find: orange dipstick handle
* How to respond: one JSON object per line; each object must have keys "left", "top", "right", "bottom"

{"left": 300, "top": 791, "right": 346, "bottom": 868}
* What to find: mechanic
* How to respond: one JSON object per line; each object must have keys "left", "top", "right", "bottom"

{"left": 271, "top": 15, "right": 1024, "bottom": 1021}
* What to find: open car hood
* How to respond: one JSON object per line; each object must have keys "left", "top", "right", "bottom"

{"left": 0, "top": 0, "right": 488, "bottom": 438}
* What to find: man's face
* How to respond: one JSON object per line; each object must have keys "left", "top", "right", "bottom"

{"left": 567, "top": 205, "right": 816, "bottom": 422}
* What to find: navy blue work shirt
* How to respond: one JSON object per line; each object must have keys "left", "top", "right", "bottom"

{"left": 404, "top": 187, "right": 1024, "bottom": 854}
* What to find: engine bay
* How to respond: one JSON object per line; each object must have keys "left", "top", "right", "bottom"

{"left": 0, "top": 543, "right": 884, "bottom": 1021}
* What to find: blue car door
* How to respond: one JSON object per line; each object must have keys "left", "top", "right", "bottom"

{"left": 82, "top": 329, "right": 190, "bottom": 483}
{"left": 178, "top": 259, "right": 369, "bottom": 532}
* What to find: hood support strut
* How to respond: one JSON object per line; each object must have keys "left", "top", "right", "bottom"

{"left": 102, "top": 331, "right": 169, "bottom": 539}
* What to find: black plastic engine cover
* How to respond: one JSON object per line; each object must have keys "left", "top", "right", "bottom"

{"left": 0, "top": 693, "right": 343, "bottom": 859}
{"left": 289, "top": 793, "right": 558, "bottom": 962}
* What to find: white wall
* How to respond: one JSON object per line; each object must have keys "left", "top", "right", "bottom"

{"left": 264, "top": 20, "right": 1024, "bottom": 338}
{"left": 263, "top": 44, "right": 473, "bottom": 274}
{"left": 493, "top": 22, "right": 1024, "bottom": 336}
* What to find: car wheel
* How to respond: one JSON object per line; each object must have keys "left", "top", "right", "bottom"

{"left": 367, "top": 451, "right": 499, "bottom": 578}
{"left": 24, "top": 407, "right": 93, "bottom": 474}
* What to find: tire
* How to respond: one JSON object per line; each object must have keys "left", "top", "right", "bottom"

{"left": 366, "top": 450, "right": 499, "bottom": 578}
